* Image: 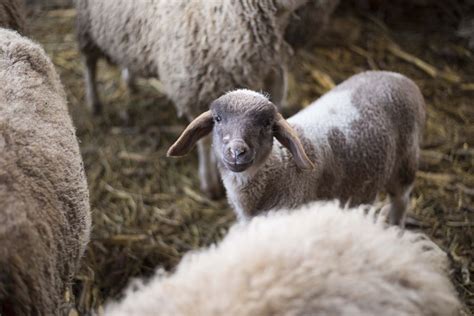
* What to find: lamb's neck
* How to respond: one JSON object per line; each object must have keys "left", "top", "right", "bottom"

{"left": 221, "top": 143, "right": 318, "bottom": 220}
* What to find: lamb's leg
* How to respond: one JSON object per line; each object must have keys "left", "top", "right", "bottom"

{"left": 121, "top": 68, "right": 138, "bottom": 93}
{"left": 197, "top": 136, "right": 224, "bottom": 199}
{"left": 388, "top": 184, "right": 413, "bottom": 227}
{"left": 82, "top": 54, "right": 102, "bottom": 115}
{"left": 264, "top": 65, "right": 288, "bottom": 109}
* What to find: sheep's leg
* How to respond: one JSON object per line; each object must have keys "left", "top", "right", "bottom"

{"left": 121, "top": 68, "right": 138, "bottom": 93}
{"left": 264, "top": 66, "right": 288, "bottom": 109}
{"left": 388, "top": 184, "right": 413, "bottom": 227}
{"left": 82, "top": 54, "right": 102, "bottom": 115}
{"left": 197, "top": 136, "right": 224, "bottom": 199}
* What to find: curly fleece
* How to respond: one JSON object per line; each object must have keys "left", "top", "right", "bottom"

{"left": 105, "top": 201, "right": 460, "bottom": 316}
{"left": 0, "top": 29, "right": 91, "bottom": 316}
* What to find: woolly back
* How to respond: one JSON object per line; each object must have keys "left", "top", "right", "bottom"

{"left": 0, "top": 29, "right": 90, "bottom": 314}
{"left": 106, "top": 202, "right": 460, "bottom": 316}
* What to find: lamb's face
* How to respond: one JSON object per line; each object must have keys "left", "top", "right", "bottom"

{"left": 210, "top": 91, "right": 277, "bottom": 173}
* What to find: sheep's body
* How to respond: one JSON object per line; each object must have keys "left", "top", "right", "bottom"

{"left": 74, "top": 0, "right": 307, "bottom": 115}
{"left": 105, "top": 202, "right": 460, "bottom": 316}
{"left": 75, "top": 0, "right": 335, "bottom": 198}
{"left": 221, "top": 71, "right": 425, "bottom": 223}
{"left": 0, "top": 0, "right": 26, "bottom": 34}
{"left": 0, "top": 29, "right": 91, "bottom": 315}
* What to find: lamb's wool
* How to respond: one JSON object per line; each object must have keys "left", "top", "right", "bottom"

{"left": 0, "top": 29, "right": 91, "bottom": 315}
{"left": 105, "top": 202, "right": 460, "bottom": 316}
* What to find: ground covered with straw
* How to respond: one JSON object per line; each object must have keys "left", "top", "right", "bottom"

{"left": 28, "top": 3, "right": 472, "bottom": 314}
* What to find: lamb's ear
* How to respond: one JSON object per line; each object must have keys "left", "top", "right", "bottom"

{"left": 273, "top": 113, "right": 314, "bottom": 170}
{"left": 167, "top": 111, "right": 213, "bottom": 157}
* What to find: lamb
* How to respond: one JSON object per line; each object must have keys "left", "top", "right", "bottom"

{"left": 104, "top": 201, "right": 460, "bottom": 316}
{"left": 0, "top": 29, "right": 91, "bottom": 315}
{"left": 168, "top": 71, "right": 426, "bottom": 224}
{"left": 0, "top": 0, "right": 26, "bottom": 34}
{"left": 74, "top": 0, "right": 337, "bottom": 198}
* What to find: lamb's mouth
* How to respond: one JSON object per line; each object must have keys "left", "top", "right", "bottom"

{"left": 223, "top": 159, "right": 254, "bottom": 173}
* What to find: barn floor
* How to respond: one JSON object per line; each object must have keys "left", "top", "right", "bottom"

{"left": 28, "top": 3, "right": 473, "bottom": 315}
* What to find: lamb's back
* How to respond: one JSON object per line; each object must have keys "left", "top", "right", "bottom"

{"left": 288, "top": 71, "right": 424, "bottom": 204}
{"left": 289, "top": 71, "right": 423, "bottom": 143}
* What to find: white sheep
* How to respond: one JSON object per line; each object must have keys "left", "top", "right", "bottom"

{"left": 0, "top": 29, "right": 91, "bottom": 315}
{"left": 74, "top": 0, "right": 337, "bottom": 199}
{"left": 104, "top": 201, "right": 460, "bottom": 316}
{"left": 168, "top": 71, "right": 425, "bottom": 225}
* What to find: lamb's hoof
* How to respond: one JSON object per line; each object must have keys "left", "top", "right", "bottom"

{"left": 404, "top": 215, "right": 429, "bottom": 229}
{"left": 388, "top": 215, "right": 404, "bottom": 228}
{"left": 122, "top": 68, "right": 138, "bottom": 93}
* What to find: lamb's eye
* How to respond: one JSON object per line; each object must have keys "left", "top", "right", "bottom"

{"left": 214, "top": 115, "right": 221, "bottom": 123}
{"left": 263, "top": 119, "right": 271, "bottom": 128}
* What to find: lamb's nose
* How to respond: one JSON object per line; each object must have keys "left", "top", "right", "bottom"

{"left": 227, "top": 140, "right": 249, "bottom": 161}
{"left": 231, "top": 146, "right": 247, "bottom": 159}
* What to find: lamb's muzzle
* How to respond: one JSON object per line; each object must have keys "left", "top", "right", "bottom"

{"left": 224, "top": 139, "right": 254, "bottom": 173}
